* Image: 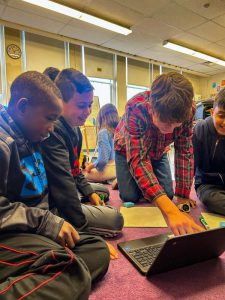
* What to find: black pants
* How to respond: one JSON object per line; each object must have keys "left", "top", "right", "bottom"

{"left": 197, "top": 184, "right": 225, "bottom": 215}
{"left": 0, "top": 233, "right": 110, "bottom": 300}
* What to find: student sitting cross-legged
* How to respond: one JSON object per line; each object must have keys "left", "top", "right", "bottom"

{"left": 0, "top": 71, "right": 110, "bottom": 300}
{"left": 193, "top": 88, "right": 225, "bottom": 216}
{"left": 41, "top": 68, "right": 123, "bottom": 245}
{"left": 84, "top": 103, "right": 119, "bottom": 183}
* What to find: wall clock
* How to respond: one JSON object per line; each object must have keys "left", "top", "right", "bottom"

{"left": 6, "top": 44, "right": 22, "bottom": 59}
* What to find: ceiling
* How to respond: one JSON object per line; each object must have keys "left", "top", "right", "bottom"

{"left": 2, "top": 0, "right": 225, "bottom": 76}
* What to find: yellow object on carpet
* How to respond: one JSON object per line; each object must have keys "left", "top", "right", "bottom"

{"left": 120, "top": 207, "right": 168, "bottom": 228}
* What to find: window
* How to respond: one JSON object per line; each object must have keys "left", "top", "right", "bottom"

{"left": 152, "top": 64, "right": 160, "bottom": 81}
{"left": 26, "top": 32, "right": 65, "bottom": 72}
{"left": 162, "top": 67, "right": 178, "bottom": 74}
{"left": 126, "top": 58, "right": 150, "bottom": 100}
{"left": 88, "top": 77, "right": 112, "bottom": 107}
{"left": 127, "top": 84, "right": 148, "bottom": 100}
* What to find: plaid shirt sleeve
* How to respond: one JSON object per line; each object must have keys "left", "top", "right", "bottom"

{"left": 174, "top": 112, "right": 195, "bottom": 199}
{"left": 124, "top": 104, "right": 166, "bottom": 202}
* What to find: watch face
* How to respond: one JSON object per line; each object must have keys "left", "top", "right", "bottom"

{"left": 178, "top": 203, "right": 191, "bottom": 212}
{"left": 182, "top": 204, "right": 190, "bottom": 212}
{"left": 7, "top": 44, "right": 22, "bottom": 59}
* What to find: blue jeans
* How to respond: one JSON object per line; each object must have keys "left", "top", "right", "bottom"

{"left": 115, "top": 152, "right": 174, "bottom": 202}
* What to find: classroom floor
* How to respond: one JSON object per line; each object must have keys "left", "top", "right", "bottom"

{"left": 89, "top": 185, "right": 225, "bottom": 300}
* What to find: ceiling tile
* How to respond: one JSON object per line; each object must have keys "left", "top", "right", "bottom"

{"left": 54, "top": 0, "right": 93, "bottom": 11}
{"left": 7, "top": 0, "right": 72, "bottom": 23}
{"left": 216, "top": 38, "right": 225, "bottom": 47}
{"left": 210, "top": 64, "right": 225, "bottom": 70}
{"left": 205, "top": 69, "right": 225, "bottom": 75}
{"left": 79, "top": 0, "right": 143, "bottom": 27}
{"left": 189, "top": 21, "right": 225, "bottom": 42}
{"left": 102, "top": 38, "right": 145, "bottom": 55}
{"left": 132, "top": 17, "right": 182, "bottom": 41}
{"left": 213, "top": 13, "right": 225, "bottom": 27}
{"left": 2, "top": 6, "right": 66, "bottom": 34}
{"left": 0, "top": 4, "right": 5, "bottom": 17}
{"left": 172, "top": 32, "right": 211, "bottom": 50}
{"left": 141, "top": 44, "right": 179, "bottom": 56}
{"left": 113, "top": 0, "right": 171, "bottom": 17}
{"left": 3, "top": 0, "right": 225, "bottom": 76}
{"left": 174, "top": 53, "right": 207, "bottom": 64}
{"left": 153, "top": 2, "right": 207, "bottom": 30}
{"left": 59, "top": 22, "right": 118, "bottom": 45}
{"left": 176, "top": 0, "right": 225, "bottom": 19}
{"left": 47, "top": 0, "right": 142, "bottom": 26}
{"left": 137, "top": 46, "right": 176, "bottom": 61}
{"left": 188, "top": 63, "right": 218, "bottom": 72}
{"left": 108, "top": 31, "right": 161, "bottom": 49}
{"left": 157, "top": 56, "right": 197, "bottom": 68}
{"left": 205, "top": 43, "right": 225, "bottom": 60}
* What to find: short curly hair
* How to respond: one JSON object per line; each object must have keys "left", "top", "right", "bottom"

{"left": 9, "top": 71, "right": 62, "bottom": 108}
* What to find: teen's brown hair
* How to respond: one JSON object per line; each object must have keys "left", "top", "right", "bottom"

{"left": 151, "top": 72, "right": 194, "bottom": 123}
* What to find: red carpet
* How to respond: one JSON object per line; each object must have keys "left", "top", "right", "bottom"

{"left": 90, "top": 186, "right": 225, "bottom": 300}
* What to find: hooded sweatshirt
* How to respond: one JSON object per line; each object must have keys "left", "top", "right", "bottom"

{"left": 193, "top": 116, "right": 225, "bottom": 188}
{"left": 0, "top": 105, "right": 63, "bottom": 241}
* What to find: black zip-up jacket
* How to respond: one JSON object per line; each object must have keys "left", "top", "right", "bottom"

{"left": 193, "top": 116, "right": 225, "bottom": 188}
{"left": 42, "top": 117, "right": 93, "bottom": 229}
{"left": 0, "top": 105, "right": 63, "bottom": 240}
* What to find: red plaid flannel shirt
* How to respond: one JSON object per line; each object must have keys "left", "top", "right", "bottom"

{"left": 114, "top": 91, "right": 195, "bottom": 201}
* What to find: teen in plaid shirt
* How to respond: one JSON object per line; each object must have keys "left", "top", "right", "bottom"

{"left": 115, "top": 72, "right": 203, "bottom": 236}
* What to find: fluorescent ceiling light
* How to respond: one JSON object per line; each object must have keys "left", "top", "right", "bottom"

{"left": 163, "top": 41, "right": 225, "bottom": 67}
{"left": 22, "top": 0, "right": 132, "bottom": 35}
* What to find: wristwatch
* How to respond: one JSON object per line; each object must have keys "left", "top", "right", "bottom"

{"left": 177, "top": 203, "right": 191, "bottom": 213}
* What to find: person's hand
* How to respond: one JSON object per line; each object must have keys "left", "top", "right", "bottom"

{"left": 56, "top": 221, "right": 80, "bottom": 248}
{"left": 106, "top": 242, "right": 119, "bottom": 260}
{"left": 89, "top": 193, "right": 105, "bottom": 206}
{"left": 166, "top": 209, "right": 204, "bottom": 236}
{"left": 155, "top": 195, "right": 204, "bottom": 236}
{"left": 176, "top": 197, "right": 197, "bottom": 209}
{"left": 85, "top": 162, "right": 94, "bottom": 173}
{"left": 85, "top": 162, "right": 91, "bottom": 167}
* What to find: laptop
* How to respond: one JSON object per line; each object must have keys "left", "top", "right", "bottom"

{"left": 118, "top": 227, "right": 225, "bottom": 276}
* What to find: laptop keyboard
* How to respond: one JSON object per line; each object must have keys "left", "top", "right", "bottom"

{"left": 127, "top": 245, "right": 162, "bottom": 268}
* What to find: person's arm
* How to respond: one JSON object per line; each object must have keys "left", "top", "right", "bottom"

{"left": 85, "top": 162, "right": 95, "bottom": 173}
{"left": 174, "top": 116, "right": 194, "bottom": 199}
{"left": 93, "top": 130, "right": 111, "bottom": 171}
{"left": 42, "top": 133, "right": 88, "bottom": 229}
{"left": 0, "top": 141, "right": 64, "bottom": 241}
{"left": 75, "top": 171, "right": 101, "bottom": 206}
{"left": 155, "top": 195, "right": 203, "bottom": 236}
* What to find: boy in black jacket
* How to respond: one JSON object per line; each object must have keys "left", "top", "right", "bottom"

{"left": 0, "top": 71, "right": 109, "bottom": 299}
{"left": 41, "top": 69, "right": 123, "bottom": 245}
{"left": 193, "top": 88, "right": 225, "bottom": 215}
